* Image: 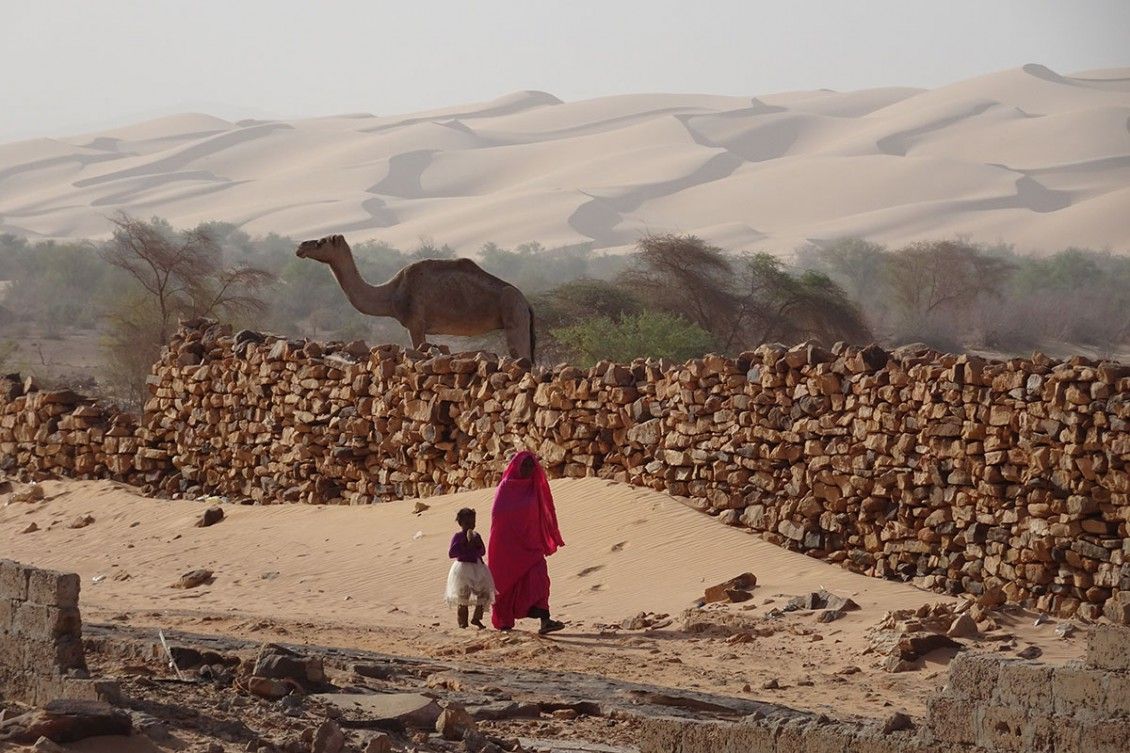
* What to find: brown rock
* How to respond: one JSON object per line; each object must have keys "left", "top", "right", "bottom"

{"left": 247, "top": 676, "right": 291, "bottom": 700}
{"left": 436, "top": 702, "right": 477, "bottom": 741}
{"left": 312, "top": 719, "right": 344, "bottom": 753}
{"left": 196, "top": 506, "right": 224, "bottom": 527}
{"left": 704, "top": 573, "right": 757, "bottom": 604}
{"left": 947, "top": 614, "right": 980, "bottom": 639}
{"left": 173, "top": 569, "right": 214, "bottom": 589}
{"left": 4, "top": 700, "right": 132, "bottom": 744}
{"left": 364, "top": 734, "right": 393, "bottom": 753}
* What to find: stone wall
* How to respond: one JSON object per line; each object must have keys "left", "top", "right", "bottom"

{"left": 1, "top": 319, "right": 1128, "bottom": 623}
{"left": 0, "top": 560, "right": 113, "bottom": 705}
{"left": 639, "top": 624, "right": 1130, "bottom": 753}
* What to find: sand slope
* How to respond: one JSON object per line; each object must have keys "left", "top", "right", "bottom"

{"left": 0, "top": 65, "right": 1127, "bottom": 253}
{"left": 1, "top": 478, "right": 1084, "bottom": 719}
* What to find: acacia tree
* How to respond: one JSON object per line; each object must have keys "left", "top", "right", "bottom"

{"left": 885, "top": 240, "right": 1012, "bottom": 345}
{"left": 621, "top": 234, "right": 871, "bottom": 352}
{"left": 101, "top": 214, "right": 273, "bottom": 406}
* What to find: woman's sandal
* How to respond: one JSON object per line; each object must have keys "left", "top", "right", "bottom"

{"left": 538, "top": 619, "right": 565, "bottom": 635}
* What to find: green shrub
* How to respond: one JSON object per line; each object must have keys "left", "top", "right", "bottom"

{"left": 551, "top": 311, "right": 714, "bottom": 367}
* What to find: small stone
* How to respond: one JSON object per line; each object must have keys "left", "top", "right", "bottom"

{"left": 312, "top": 719, "right": 344, "bottom": 753}
{"left": 947, "top": 614, "right": 980, "bottom": 639}
{"left": 704, "top": 573, "right": 757, "bottom": 604}
{"left": 1017, "top": 645, "right": 1043, "bottom": 660}
{"left": 173, "top": 568, "right": 214, "bottom": 589}
{"left": 68, "top": 514, "right": 95, "bottom": 529}
{"left": 882, "top": 711, "right": 914, "bottom": 733}
{"left": 196, "top": 506, "right": 224, "bottom": 527}
{"left": 436, "top": 702, "right": 477, "bottom": 741}
{"left": 364, "top": 734, "right": 393, "bottom": 753}
{"left": 31, "top": 738, "right": 66, "bottom": 753}
{"left": 414, "top": 501, "right": 430, "bottom": 514}
{"left": 247, "top": 676, "right": 291, "bottom": 699}
{"left": 552, "top": 709, "right": 579, "bottom": 720}
{"left": 761, "top": 678, "right": 780, "bottom": 689}
{"left": 22, "top": 522, "right": 38, "bottom": 533}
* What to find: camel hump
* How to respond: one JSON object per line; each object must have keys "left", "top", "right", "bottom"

{"left": 402, "top": 257, "right": 510, "bottom": 286}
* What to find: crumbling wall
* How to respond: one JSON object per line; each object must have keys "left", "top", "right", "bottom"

{"left": 1, "top": 320, "right": 1128, "bottom": 623}
{"left": 0, "top": 559, "right": 112, "bottom": 705}
{"left": 640, "top": 625, "right": 1130, "bottom": 753}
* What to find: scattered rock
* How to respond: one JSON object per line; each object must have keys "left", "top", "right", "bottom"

{"left": 312, "top": 719, "right": 344, "bottom": 753}
{"left": 30, "top": 738, "right": 66, "bottom": 752}
{"left": 413, "top": 501, "right": 430, "bottom": 514}
{"left": 173, "top": 569, "right": 214, "bottom": 589}
{"left": 882, "top": 711, "right": 914, "bottom": 733}
{"left": 364, "top": 733, "right": 393, "bottom": 753}
{"left": 619, "top": 611, "right": 671, "bottom": 630}
{"left": 21, "top": 522, "right": 38, "bottom": 533}
{"left": 946, "top": 614, "right": 980, "bottom": 639}
{"left": 68, "top": 514, "right": 95, "bottom": 529}
{"left": 761, "top": 678, "right": 779, "bottom": 690}
{"left": 311, "top": 693, "right": 442, "bottom": 730}
{"left": 1017, "top": 645, "right": 1043, "bottom": 660}
{"left": 1055, "top": 623, "right": 1076, "bottom": 639}
{"left": 3, "top": 700, "right": 132, "bottom": 744}
{"left": 703, "top": 573, "right": 757, "bottom": 604}
{"left": 196, "top": 506, "right": 224, "bottom": 527}
{"left": 254, "top": 649, "right": 325, "bottom": 687}
{"left": 436, "top": 702, "right": 477, "bottom": 740}
{"left": 12, "top": 484, "right": 45, "bottom": 504}
{"left": 247, "top": 676, "right": 292, "bottom": 700}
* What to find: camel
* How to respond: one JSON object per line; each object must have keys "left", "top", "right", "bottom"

{"left": 296, "top": 234, "right": 536, "bottom": 361}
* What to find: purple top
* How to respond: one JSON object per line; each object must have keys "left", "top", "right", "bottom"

{"left": 449, "top": 531, "right": 485, "bottom": 563}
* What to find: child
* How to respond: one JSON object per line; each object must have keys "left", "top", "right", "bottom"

{"left": 446, "top": 507, "right": 495, "bottom": 628}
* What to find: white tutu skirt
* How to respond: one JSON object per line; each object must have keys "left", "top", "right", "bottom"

{"left": 445, "top": 561, "right": 496, "bottom": 607}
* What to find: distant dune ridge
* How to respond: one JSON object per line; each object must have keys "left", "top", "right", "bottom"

{"left": 1, "top": 64, "right": 1128, "bottom": 253}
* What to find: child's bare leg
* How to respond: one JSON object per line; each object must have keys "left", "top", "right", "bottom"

{"left": 457, "top": 605, "right": 469, "bottom": 628}
{"left": 471, "top": 605, "right": 485, "bottom": 628}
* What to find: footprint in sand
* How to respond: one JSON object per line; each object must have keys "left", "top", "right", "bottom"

{"left": 577, "top": 565, "right": 604, "bottom": 577}
{"left": 610, "top": 541, "right": 629, "bottom": 552}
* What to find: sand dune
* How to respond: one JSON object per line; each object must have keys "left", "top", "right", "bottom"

{"left": 0, "top": 65, "right": 1127, "bottom": 252}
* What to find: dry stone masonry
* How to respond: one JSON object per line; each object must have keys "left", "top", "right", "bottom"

{"left": 0, "top": 560, "right": 115, "bottom": 705}
{"left": 2, "top": 319, "right": 1128, "bottom": 623}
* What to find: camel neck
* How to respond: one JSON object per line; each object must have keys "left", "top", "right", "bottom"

{"left": 328, "top": 252, "right": 395, "bottom": 318}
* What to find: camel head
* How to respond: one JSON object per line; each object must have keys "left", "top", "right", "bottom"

{"left": 296, "top": 234, "right": 350, "bottom": 263}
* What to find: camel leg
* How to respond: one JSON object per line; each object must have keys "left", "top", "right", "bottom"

{"left": 407, "top": 324, "right": 427, "bottom": 352}
{"left": 502, "top": 294, "right": 533, "bottom": 361}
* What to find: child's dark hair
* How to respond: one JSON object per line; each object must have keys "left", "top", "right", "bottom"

{"left": 456, "top": 507, "right": 476, "bottom": 526}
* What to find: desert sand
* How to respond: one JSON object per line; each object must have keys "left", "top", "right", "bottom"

{"left": 1, "top": 477, "right": 1083, "bottom": 721}
{"left": 0, "top": 64, "right": 1127, "bottom": 254}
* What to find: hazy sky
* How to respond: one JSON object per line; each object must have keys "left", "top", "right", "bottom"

{"left": 2, "top": 1, "right": 1127, "bottom": 143}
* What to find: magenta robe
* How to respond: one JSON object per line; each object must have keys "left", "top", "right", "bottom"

{"left": 487, "top": 451, "right": 564, "bottom": 629}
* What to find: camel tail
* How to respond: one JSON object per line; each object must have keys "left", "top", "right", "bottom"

{"left": 528, "top": 305, "right": 537, "bottom": 363}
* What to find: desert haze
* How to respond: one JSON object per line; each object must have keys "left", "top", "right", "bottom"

{"left": 1, "top": 63, "right": 1128, "bottom": 253}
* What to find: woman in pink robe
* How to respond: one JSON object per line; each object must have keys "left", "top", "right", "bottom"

{"left": 487, "top": 451, "right": 566, "bottom": 634}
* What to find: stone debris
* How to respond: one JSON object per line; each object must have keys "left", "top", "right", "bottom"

{"left": 0, "top": 700, "right": 132, "bottom": 744}
{"left": 436, "top": 702, "right": 477, "bottom": 740}
{"left": 866, "top": 603, "right": 972, "bottom": 672}
{"left": 67, "top": 514, "right": 94, "bottom": 529}
{"left": 312, "top": 719, "right": 345, "bottom": 753}
{"left": 196, "top": 506, "right": 225, "bottom": 527}
{"left": 10, "top": 483, "right": 45, "bottom": 504}
{"left": 618, "top": 612, "right": 671, "bottom": 631}
{"left": 174, "top": 568, "right": 214, "bottom": 589}
{"left": 703, "top": 573, "right": 757, "bottom": 604}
